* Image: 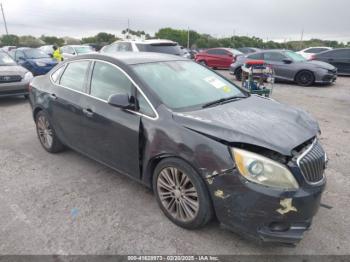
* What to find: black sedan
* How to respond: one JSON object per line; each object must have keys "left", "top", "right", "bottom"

{"left": 311, "top": 48, "right": 350, "bottom": 75}
{"left": 230, "top": 50, "right": 337, "bottom": 86}
{"left": 29, "top": 53, "right": 327, "bottom": 244}
{"left": 0, "top": 51, "right": 33, "bottom": 98}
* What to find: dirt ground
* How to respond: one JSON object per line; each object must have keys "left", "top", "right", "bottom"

{"left": 0, "top": 72, "right": 349, "bottom": 255}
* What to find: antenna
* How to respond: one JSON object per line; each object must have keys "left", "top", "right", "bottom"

{"left": 1, "top": 3, "right": 9, "bottom": 35}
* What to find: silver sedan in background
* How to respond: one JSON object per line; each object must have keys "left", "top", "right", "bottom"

{"left": 230, "top": 50, "right": 337, "bottom": 86}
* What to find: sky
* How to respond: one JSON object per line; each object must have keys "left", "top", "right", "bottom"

{"left": 1, "top": 0, "right": 350, "bottom": 42}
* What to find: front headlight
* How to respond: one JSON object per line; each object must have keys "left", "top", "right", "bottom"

{"left": 35, "top": 61, "right": 46, "bottom": 67}
{"left": 232, "top": 148, "right": 299, "bottom": 190}
{"left": 23, "top": 72, "right": 33, "bottom": 81}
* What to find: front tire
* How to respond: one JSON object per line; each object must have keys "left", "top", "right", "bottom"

{"left": 153, "top": 158, "right": 213, "bottom": 229}
{"left": 295, "top": 70, "right": 315, "bottom": 86}
{"left": 235, "top": 68, "right": 242, "bottom": 81}
{"left": 35, "top": 110, "right": 65, "bottom": 153}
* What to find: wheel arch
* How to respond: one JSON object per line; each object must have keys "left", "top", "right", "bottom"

{"left": 33, "top": 105, "right": 44, "bottom": 120}
{"left": 294, "top": 69, "right": 315, "bottom": 82}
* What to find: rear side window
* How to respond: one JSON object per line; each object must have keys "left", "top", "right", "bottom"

{"left": 323, "top": 49, "right": 350, "bottom": 58}
{"left": 51, "top": 66, "right": 65, "bottom": 82}
{"left": 263, "top": 52, "right": 286, "bottom": 62}
{"left": 136, "top": 43, "right": 182, "bottom": 55}
{"left": 305, "top": 48, "right": 329, "bottom": 53}
{"left": 247, "top": 53, "right": 263, "bottom": 60}
{"left": 60, "top": 61, "right": 90, "bottom": 92}
{"left": 207, "top": 49, "right": 227, "bottom": 55}
{"left": 90, "top": 62, "right": 133, "bottom": 101}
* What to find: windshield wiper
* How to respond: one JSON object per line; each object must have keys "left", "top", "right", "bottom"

{"left": 202, "top": 95, "right": 246, "bottom": 108}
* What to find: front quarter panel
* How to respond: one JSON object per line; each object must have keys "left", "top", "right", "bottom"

{"left": 141, "top": 105, "right": 235, "bottom": 188}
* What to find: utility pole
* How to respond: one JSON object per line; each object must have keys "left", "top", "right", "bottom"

{"left": 299, "top": 28, "right": 304, "bottom": 49}
{"left": 187, "top": 27, "right": 190, "bottom": 49}
{"left": 1, "top": 3, "right": 9, "bottom": 35}
{"left": 127, "top": 18, "right": 130, "bottom": 38}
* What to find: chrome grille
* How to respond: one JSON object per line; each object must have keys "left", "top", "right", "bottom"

{"left": 0, "top": 75, "right": 22, "bottom": 83}
{"left": 297, "top": 140, "right": 326, "bottom": 184}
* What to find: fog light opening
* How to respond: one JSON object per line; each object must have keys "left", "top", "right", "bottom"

{"left": 269, "top": 222, "right": 290, "bottom": 232}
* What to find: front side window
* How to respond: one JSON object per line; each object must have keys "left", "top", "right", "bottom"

{"left": 284, "top": 51, "right": 306, "bottom": 62}
{"left": 60, "top": 61, "right": 90, "bottom": 92}
{"left": 90, "top": 62, "right": 133, "bottom": 101}
{"left": 136, "top": 91, "right": 156, "bottom": 117}
{"left": 15, "top": 50, "right": 25, "bottom": 61}
{"left": 133, "top": 60, "right": 245, "bottom": 110}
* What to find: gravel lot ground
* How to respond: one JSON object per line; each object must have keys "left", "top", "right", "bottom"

{"left": 0, "top": 72, "right": 349, "bottom": 255}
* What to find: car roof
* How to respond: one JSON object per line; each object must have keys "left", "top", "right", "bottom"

{"left": 113, "top": 39, "right": 177, "bottom": 45}
{"left": 70, "top": 52, "right": 188, "bottom": 65}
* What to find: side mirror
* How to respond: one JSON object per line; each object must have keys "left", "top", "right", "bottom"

{"left": 283, "top": 58, "right": 293, "bottom": 64}
{"left": 108, "top": 93, "right": 134, "bottom": 109}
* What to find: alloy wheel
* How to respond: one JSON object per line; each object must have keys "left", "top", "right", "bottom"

{"left": 36, "top": 115, "right": 53, "bottom": 149}
{"left": 157, "top": 167, "right": 199, "bottom": 222}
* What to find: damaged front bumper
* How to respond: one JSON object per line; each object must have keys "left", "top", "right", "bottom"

{"left": 207, "top": 169, "right": 325, "bottom": 244}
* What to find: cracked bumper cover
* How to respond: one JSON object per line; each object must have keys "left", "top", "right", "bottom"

{"left": 207, "top": 169, "right": 325, "bottom": 244}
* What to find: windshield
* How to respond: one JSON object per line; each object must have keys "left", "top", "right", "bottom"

{"left": 284, "top": 51, "right": 306, "bottom": 62}
{"left": 75, "top": 46, "right": 94, "bottom": 54}
{"left": 133, "top": 61, "right": 245, "bottom": 110}
{"left": 23, "top": 49, "right": 50, "bottom": 59}
{"left": 0, "top": 52, "right": 16, "bottom": 66}
{"left": 136, "top": 44, "right": 183, "bottom": 55}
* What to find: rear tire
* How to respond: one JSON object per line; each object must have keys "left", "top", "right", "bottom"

{"left": 153, "top": 158, "right": 213, "bottom": 229}
{"left": 295, "top": 70, "right": 314, "bottom": 86}
{"left": 35, "top": 110, "right": 65, "bottom": 153}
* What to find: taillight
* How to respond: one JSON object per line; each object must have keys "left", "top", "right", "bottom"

{"left": 28, "top": 82, "right": 33, "bottom": 92}
{"left": 309, "top": 54, "right": 316, "bottom": 60}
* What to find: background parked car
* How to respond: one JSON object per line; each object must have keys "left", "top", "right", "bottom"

{"left": 310, "top": 48, "right": 350, "bottom": 75}
{"left": 60, "top": 45, "right": 96, "bottom": 60}
{"left": 9, "top": 48, "right": 57, "bottom": 76}
{"left": 1, "top": 46, "right": 17, "bottom": 53}
{"left": 100, "top": 39, "right": 189, "bottom": 58}
{"left": 230, "top": 50, "right": 337, "bottom": 86}
{"left": 195, "top": 48, "right": 243, "bottom": 69}
{"left": 237, "top": 47, "right": 261, "bottom": 54}
{"left": 297, "top": 47, "right": 332, "bottom": 60}
{"left": 0, "top": 50, "right": 33, "bottom": 98}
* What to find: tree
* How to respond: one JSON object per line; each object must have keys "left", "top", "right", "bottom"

{"left": 1, "top": 34, "right": 19, "bottom": 46}
{"left": 82, "top": 32, "right": 117, "bottom": 45}
{"left": 40, "top": 35, "right": 65, "bottom": 46}
{"left": 18, "top": 35, "right": 44, "bottom": 47}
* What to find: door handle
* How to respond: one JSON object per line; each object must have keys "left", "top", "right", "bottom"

{"left": 50, "top": 93, "right": 57, "bottom": 100}
{"left": 83, "top": 108, "right": 94, "bottom": 117}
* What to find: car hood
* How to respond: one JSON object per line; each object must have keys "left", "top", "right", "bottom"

{"left": 172, "top": 95, "right": 320, "bottom": 156}
{"left": 0, "top": 65, "right": 28, "bottom": 77}
{"left": 28, "top": 58, "right": 57, "bottom": 65}
{"left": 306, "top": 60, "right": 335, "bottom": 70}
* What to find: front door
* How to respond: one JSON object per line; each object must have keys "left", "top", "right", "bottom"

{"left": 80, "top": 61, "right": 141, "bottom": 178}
{"left": 263, "top": 52, "right": 292, "bottom": 80}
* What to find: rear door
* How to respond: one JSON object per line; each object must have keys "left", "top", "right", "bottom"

{"left": 49, "top": 60, "right": 91, "bottom": 150}
{"left": 263, "top": 52, "right": 291, "bottom": 80}
{"left": 80, "top": 60, "right": 141, "bottom": 178}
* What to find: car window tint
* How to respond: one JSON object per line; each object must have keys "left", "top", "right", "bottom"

{"left": 137, "top": 91, "right": 155, "bottom": 117}
{"left": 247, "top": 53, "right": 263, "bottom": 59}
{"left": 263, "top": 52, "right": 286, "bottom": 61}
{"left": 207, "top": 49, "right": 226, "bottom": 55}
{"left": 51, "top": 66, "right": 65, "bottom": 82}
{"left": 326, "top": 49, "right": 350, "bottom": 58}
{"left": 60, "top": 61, "right": 90, "bottom": 92}
{"left": 305, "top": 48, "right": 329, "bottom": 53}
{"left": 90, "top": 62, "right": 133, "bottom": 101}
